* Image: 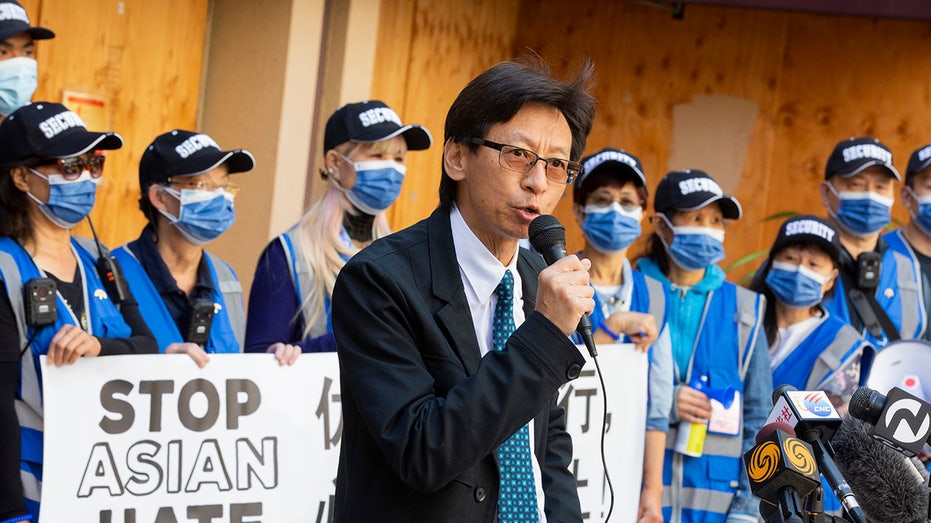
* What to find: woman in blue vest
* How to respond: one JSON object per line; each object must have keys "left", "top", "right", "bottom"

{"left": 0, "top": 102, "right": 157, "bottom": 521}
{"left": 244, "top": 100, "right": 431, "bottom": 356}
{"left": 750, "top": 215, "right": 875, "bottom": 514}
{"left": 636, "top": 170, "right": 771, "bottom": 523}
{"left": 570, "top": 147, "right": 670, "bottom": 523}
{"left": 750, "top": 215, "right": 874, "bottom": 403}
{"left": 112, "top": 130, "right": 260, "bottom": 366}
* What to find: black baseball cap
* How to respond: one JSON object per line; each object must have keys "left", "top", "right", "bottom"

{"left": 0, "top": 1, "right": 54, "bottom": 41}
{"left": 825, "top": 136, "right": 900, "bottom": 181}
{"left": 139, "top": 129, "right": 255, "bottom": 187}
{"left": 0, "top": 102, "right": 122, "bottom": 167}
{"left": 574, "top": 147, "right": 646, "bottom": 203}
{"left": 323, "top": 100, "right": 432, "bottom": 152}
{"left": 905, "top": 143, "right": 931, "bottom": 181}
{"left": 653, "top": 169, "right": 741, "bottom": 220}
{"left": 769, "top": 214, "right": 841, "bottom": 264}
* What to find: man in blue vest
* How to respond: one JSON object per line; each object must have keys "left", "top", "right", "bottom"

{"left": 112, "top": 130, "right": 289, "bottom": 365}
{"left": 0, "top": 0, "right": 54, "bottom": 119}
{"left": 882, "top": 142, "right": 931, "bottom": 341}
{"left": 818, "top": 136, "right": 916, "bottom": 346}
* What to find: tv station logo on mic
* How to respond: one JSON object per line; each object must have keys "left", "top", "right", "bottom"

{"left": 766, "top": 390, "right": 839, "bottom": 427}
{"left": 879, "top": 387, "right": 931, "bottom": 447}
{"left": 744, "top": 428, "right": 820, "bottom": 501}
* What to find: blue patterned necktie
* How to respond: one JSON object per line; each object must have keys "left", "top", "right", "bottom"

{"left": 493, "top": 269, "right": 539, "bottom": 522}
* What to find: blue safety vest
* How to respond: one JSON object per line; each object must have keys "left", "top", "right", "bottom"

{"left": 821, "top": 238, "right": 922, "bottom": 346}
{"left": 0, "top": 236, "right": 131, "bottom": 519}
{"left": 880, "top": 230, "right": 926, "bottom": 340}
{"left": 112, "top": 244, "right": 244, "bottom": 353}
{"left": 660, "top": 283, "right": 765, "bottom": 523}
{"left": 572, "top": 268, "right": 667, "bottom": 344}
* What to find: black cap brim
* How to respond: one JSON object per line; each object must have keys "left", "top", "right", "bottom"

{"left": 835, "top": 160, "right": 901, "bottom": 182}
{"left": 355, "top": 124, "right": 433, "bottom": 151}
{"left": 171, "top": 149, "right": 255, "bottom": 177}
{"left": 0, "top": 25, "right": 54, "bottom": 42}
{"left": 41, "top": 132, "right": 123, "bottom": 158}
{"left": 674, "top": 194, "right": 742, "bottom": 220}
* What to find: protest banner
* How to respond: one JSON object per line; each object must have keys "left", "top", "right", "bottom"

{"left": 39, "top": 346, "right": 645, "bottom": 522}
{"left": 40, "top": 353, "right": 341, "bottom": 522}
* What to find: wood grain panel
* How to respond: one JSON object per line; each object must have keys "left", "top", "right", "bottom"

{"left": 375, "top": 0, "right": 523, "bottom": 231}
{"left": 27, "top": 0, "right": 209, "bottom": 248}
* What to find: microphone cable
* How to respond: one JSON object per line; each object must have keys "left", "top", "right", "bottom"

{"left": 592, "top": 353, "right": 615, "bottom": 521}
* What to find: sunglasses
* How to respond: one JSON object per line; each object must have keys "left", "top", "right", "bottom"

{"left": 35, "top": 152, "right": 106, "bottom": 180}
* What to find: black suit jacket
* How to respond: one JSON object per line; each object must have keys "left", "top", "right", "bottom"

{"left": 332, "top": 208, "right": 585, "bottom": 522}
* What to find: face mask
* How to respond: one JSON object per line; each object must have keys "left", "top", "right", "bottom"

{"left": 343, "top": 159, "right": 406, "bottom": 215}
{"left": 659, "top": 214, "right": 726, "bottom": 271}
{"left": 905, "top": 186, "right": 931, "bottom": 237}
{"left": 827, "top": 185, "right": 893, "bottom": 237}
{"left": 582, "top": 202, "right": 642, "bottom": 254}
{"left": 765, "top": 260, "right": 830, "bottom": 308}
{"left": 26, "top": 169, "right": 99, "bottom": 228}
{"left": 0, "top": 57, "right": 38, "bottom": 116}
{"left": 160, "top": 187, "right": 235, "bottom": 245}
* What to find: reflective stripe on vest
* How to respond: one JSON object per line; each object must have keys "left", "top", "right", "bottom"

{"left": 281, "top": 227, "right": 329, "bottom": 339}
{"left": 881, "top": 230, "right": 926, "bottom": 340}
{"left": 663, "top": 282, "right": 765, "bottom": 521}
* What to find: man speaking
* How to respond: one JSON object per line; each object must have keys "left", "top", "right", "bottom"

{"left": 331, "top": 59, "right": 597, "bottom": 522}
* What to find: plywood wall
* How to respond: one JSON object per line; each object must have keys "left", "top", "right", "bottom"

{"left": 373, "top": 0, "right": 524, "bottom": 230}
{"left": 20, "top": 0, "right": 209, "bottom": 248}
{"left": 373, "top": 0, "right": 931, "bottom": 282}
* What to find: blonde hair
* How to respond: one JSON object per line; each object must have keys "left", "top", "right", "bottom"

{"left": 293, "top": 141, "right": 393, "bottom": 339}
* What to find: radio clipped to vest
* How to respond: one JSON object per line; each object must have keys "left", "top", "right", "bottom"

{"left": 184, "top": 300, "right": 215, "bottom": 346}
{"left": 86, "top": 217, "right": 130, "bottom": 305}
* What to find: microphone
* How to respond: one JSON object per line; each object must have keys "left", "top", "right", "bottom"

{"left": 768, "top": 384, "right": 868, "bottom": 523}
{"left": 848, "top": 386, "right": 931, "bottom": 458}
{"left": 743, "top": 421, "right": 820, "bottom": 523}
{"left": 528, "top": 215, "right": 597, "bottom": 357}
{"left": 831, "top": 414, "right": 929, "bottom": 523}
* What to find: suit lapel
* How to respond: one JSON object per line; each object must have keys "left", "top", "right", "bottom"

{"left": 428, "top": 209, "right": 483, "bottom": 375}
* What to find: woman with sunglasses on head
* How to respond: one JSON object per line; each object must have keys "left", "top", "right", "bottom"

{"left": 244, "top": 100, "right": 431, "bottom": 356}
{"left": 571, "top": 148, "right": 670, "bottom": 523}
{"left": 636, "top": 170, "right": 771, "bottom": 523}
{"left": 0, "top": 102, "right": 157, "bottom": 521}
{"left": 112, "top": 130, "right": 262, "bottom": 367}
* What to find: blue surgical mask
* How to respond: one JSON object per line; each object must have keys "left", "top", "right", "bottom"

{"left": 160, "top": 187, "right": 235, "bottom": 245}
{"left": 26, "top": 169, "right": 99, "bottom": 228}
{"left": 344, "top": 159, "right": 406, "bottom": 215}
{"left": 0, "top": 57, "right": 38, "bottom": 116}
{"left": 827, "top": 186, "right": 893, "bottom": 237}
{"left": 765, "top": 261, "right": 830, "bottom": 308}
{"left": 582, "top": 202, "right": 642, "bottom": 254}
{"left": 906, "top": 186, "right": 931, "bottom": 237}
{"left": 660, "top": 214, "right": 726, "bottom": 271}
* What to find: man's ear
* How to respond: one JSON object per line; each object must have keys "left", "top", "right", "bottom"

{"left": 572, "top": 203, "right": 585, "bottom": 226}
{"left": 147, "top": 184, "right": 169, "bottom": 212}
{"left": 444, "top": 138, "right": 466, "bottom": 182}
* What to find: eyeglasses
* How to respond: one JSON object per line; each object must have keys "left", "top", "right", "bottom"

{"left": 468, "top": 137, "right": 582, "bottom": 185}
{"left": 165, "top": 178, "right": 240, "bottom": 195}
{"left": 35, "top": 153, "right": 106, "bottom": 180}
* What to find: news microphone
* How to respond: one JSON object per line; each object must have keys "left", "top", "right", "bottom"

{"left": 768, "top": 385, "right": 867, "bottom": 523}
{"left": 848, "top": 386, "right": 931, "bottom": 458}
{"left": 528, "top": 215, "right": 597, "bottom": 358}
{"left": 744, "top": 421, "right": 819, "bottom": 523}
{"left": 831, "top": 414, "right": 929, "bottom": 523}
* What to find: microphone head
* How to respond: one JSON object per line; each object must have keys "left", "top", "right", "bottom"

{"left": 528, "top": 215, "right": 566, "bottom": 253}
{"left": 848, "top": 386, "right": 884, "bottom": 426}
{"left": 755, "top": 421, "right": 796, "bottom": 445}
{"left": 772, "top": 383, "right": 797, "bottom": 406}
{"left": 832, "top": 415, "right": 929, "bottom": 523}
